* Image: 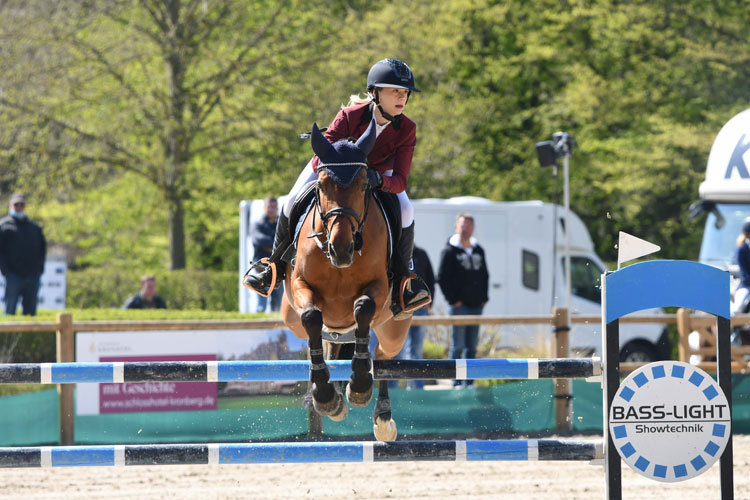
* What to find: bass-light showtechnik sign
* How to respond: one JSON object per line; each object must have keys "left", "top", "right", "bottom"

{"left": 609, "top": 360, "right": 731, "bottom": 482}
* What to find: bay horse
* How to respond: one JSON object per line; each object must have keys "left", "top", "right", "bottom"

{"left": 281, "top": 118, "right": 411, "bottom": 441}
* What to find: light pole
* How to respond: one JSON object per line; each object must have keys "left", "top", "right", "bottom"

{"left": 535, "top": 132, "right": 577, "bottom": 310}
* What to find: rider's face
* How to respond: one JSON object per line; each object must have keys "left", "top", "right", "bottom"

{"left": 375, "top": 87, "right": 409, "bottom": 117}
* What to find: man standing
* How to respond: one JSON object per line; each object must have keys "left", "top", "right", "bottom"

{"left": 123, "top": 275, "right": 167, "bottom": 309}
{"left": 252, "top": 196, "right": 283, "bottom": 313}
{"left": 733, "top": 217, "right": 750, "bottom": 314}
{"left": 0, "top": 194, "right": 47, "bottom": 316}
{"left": 438, "top": 213, "right": 489, "bottom": 388}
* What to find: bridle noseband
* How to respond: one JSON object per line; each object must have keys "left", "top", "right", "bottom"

{"left": 308, "top": 173, "right": 372, "bottom": 260}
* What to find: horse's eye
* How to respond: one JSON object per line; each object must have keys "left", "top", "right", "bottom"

{"left": 361, "top": 182, "right": 367, "bottom": 192}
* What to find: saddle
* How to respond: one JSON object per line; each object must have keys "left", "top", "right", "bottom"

{"left": 285, "top": 180, "right": 402, "bottom": 274}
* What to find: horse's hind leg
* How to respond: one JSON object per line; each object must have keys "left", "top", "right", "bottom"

{"left": 346, "top": 295, "right": 375, "bottom": 407}
{"left": 302, "top": 306, "right": 346, "bottom": 417}
{"left": 373, "top": 380, "right": 397, "bottom": 441}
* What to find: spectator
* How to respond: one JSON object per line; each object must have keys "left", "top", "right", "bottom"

{"left": 123, "top": 274, "right": 167, "bottom": 309}
{"left": 252, "top": 196, "right": 283, "bottom": 313}
{"left": 437, "top": 213, "right": 489, "bottom": 388}
{"left": 0, "top": 193, "right": 47, "bottom": 315}
{"left": 733, "top": 217, "right": 750, "bottom": 314}
{"left": 403, "top": 246, "right": 435, "bottom": 389}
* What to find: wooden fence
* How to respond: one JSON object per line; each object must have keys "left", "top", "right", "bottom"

{"left": 1, "top": 309, "right": 748, "bottom": 445}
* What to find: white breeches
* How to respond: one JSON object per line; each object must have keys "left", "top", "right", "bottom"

{"left": 282, "top": 160, "right": 413, "bottom": 228}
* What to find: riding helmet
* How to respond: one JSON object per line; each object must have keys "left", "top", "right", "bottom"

{"left": 743, "top": 216, "right": 750, "bottom": 235}
{"left": 367, "top": 59, "right": 421, "bottom": 92}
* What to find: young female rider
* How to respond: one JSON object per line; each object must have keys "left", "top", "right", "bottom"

{"left": 243, "top": 58, "right": 430, "bottom": 319}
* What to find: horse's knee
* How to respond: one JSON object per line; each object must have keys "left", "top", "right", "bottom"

{"left": 354, "top": 296, "right": 376, "bottom": 321}
{"left": 301, "top": 306, "right": 323, "bottom": 331}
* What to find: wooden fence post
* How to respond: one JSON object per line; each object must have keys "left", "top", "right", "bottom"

{"left": 56, "top": 313, "right": 74, "bottom": 445}
{"left": 676, "top": 307, "right": 691, "bottom": 363}
{"left": 553, "top": 307, "right": 572, "bottom": 431}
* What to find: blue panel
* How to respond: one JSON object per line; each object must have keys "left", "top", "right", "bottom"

{"left": 52, "top": 446, "right": 114, "bottom": 466}
{"left": 651, "top": 365, "right": 665, "bottom": 379}
{"left": 703, "top": 385, "right": 719, "bottom": 401}
{"left": 466, "top": 440, "right": 528, "bottom": 461}
{"left": 713, "top": 424, "right": 726, "bottom": 437}
{"left": 619, "top": 386, "right": 635, "bottom": 402}
{"left": 53, "top": 363, "right": 113, "bottom": 383}
{"left": 653, "top": 464, "right": 667, "bottom": 478}
{"left": 620, "top": 443, "right": 636, "bottom": 458}
{"left": 674, "top": 464, "right": 688, "bottom": 477}
{"left": 634, "top": 456, "right": 650, "bottom": 471}
{"left": 605, "top": 260, "right": 729, "bottom": 322}
{"left": 466, "top": 359, "right": 527, "bottom": 380}
{"left": 613, "top": 425, "right": 627, "bottom": 439}
{"left": 633, "top": 373, "right": 648, "bottom": 387}
{"left": 671, "top": 365, "right": 685, "bottom": 378}
{"left": 217, "top": 360, "right": 351, "bottom": 382}
{"left": 704, "top": 441, "right": 720, "bottom": 457}
{"left": 218, "top": 442, "right": 363, "bottom": 464}
{"left": 690, "top": 455, "right": 707, "bottom": 471}
{"left": 689, "top": 372, "right": 704, "bottom": 387}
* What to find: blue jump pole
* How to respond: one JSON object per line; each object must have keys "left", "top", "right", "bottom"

{"left": 0, "top": 358, "right": 600, "bottom": 384}
{"left": 0, "top": 439, "right": 602, "bottom": 468}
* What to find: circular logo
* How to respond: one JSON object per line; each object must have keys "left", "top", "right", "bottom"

{"left": 609, "top": 361, "right": 730, "bottom": 482}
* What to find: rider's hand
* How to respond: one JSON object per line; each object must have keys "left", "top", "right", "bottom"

{"left": 367, "top": 169, "right": 383, "bottom": 189}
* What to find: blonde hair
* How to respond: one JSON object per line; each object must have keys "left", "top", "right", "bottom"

{"left": 344, "top": 93, "right": 372, "bottom": 108}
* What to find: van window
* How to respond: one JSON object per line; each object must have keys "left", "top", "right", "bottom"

{"left": 563, "top": 257, "right": 603, "bottom": 303}
{"left": 522, "top": 250, "right": 539, "bottom": 290}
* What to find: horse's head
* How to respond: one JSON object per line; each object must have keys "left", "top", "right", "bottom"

{"left": 310, "top": 118, "right": 378, "bottom": 268}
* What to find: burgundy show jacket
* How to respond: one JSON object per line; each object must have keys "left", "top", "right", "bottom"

{"left": 311, "top": 102, "right": 416, "bottom": 194}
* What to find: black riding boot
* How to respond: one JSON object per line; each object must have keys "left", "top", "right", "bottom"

{"left": 243, "top": 213, "right": 292, "bottom": 296}
{"left": 390, "top": 222, "right": 431, "bottom": 320}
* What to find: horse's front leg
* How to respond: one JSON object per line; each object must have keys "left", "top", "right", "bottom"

{"left": 346, "top": 295, "right": 375, "bottom": 407}
{"left": 300, "top": 304, "right": 346, "bottom": 418}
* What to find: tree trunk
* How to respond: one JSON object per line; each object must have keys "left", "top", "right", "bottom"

{"left": 168, "top": 194, "right": 186, "bottom": 270}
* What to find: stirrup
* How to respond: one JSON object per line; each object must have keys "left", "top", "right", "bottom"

{"left": 242, "top": 258, "right": 277, "bottom": 298}
{"left": 398, "top": 273, "right": 432, "bottom": 316}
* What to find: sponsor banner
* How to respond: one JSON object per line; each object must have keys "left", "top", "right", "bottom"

{"left": 609, "top": 361, "right": 731, "bottom": 482}
{"left": 99, "top": 354, "right": 217, "bottom": 414}
{"left": 75, "top": 329, "right": 307, "bottom": 415}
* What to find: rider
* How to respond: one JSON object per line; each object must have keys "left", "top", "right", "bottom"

{"left": 733, "top": 217, "right": 750, "bottom": 315}
{"left": 243, "top": 58, "right": 431, "bottom": 319}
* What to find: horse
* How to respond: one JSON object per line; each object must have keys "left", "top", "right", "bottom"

{"left": 280, "top": 118, "right": 412, "bottom": 441}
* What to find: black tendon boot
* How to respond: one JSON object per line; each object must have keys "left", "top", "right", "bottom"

{"left": 243, "top": 212, "right": 292, "bottom": 296}
{"left": 390, "top": 222, "right": 431, "bottom": 320}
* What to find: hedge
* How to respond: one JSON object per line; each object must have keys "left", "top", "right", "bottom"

{"left": 66, "top": 268, "right": 240, "bottom": 311}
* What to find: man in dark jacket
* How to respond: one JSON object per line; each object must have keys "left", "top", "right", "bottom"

{"left": 438, "top": 213, "right": 489, "bottom": 387}
{"left": 252, "top": 196, "right": 282, "bottom": 312}
{"left": 123, "top": 275, "right": 167, "bottom": 309}
{"left": 0, "top": 193, "right": 47, "bottom": 315}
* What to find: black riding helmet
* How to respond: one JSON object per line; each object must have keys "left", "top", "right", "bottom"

{"left": 366, "top": 59, "right": 420, "bottom": 127}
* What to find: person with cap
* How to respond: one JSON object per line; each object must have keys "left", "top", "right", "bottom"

{"left": 733, "top": 217, "right": 750, "bottom": 314}
{"left": 243, "top": 58, "right": 430, "bottom": 320}
{"left": 0, "top": 194, "right": 47, "bottom": 315}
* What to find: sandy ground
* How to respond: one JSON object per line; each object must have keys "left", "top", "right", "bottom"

{"left": 0, "top": 435, "right": 747, "bottom": 500}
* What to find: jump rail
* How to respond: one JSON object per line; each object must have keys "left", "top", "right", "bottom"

{"left": 0, "top": 439, "right": 603, "bottom": 467}
{"left": 0, "top": 358, "right": 601, "bottom": 384}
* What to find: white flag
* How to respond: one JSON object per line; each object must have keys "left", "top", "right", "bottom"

{"left": 617, "top": 231, "right": 660, "bottom": 268}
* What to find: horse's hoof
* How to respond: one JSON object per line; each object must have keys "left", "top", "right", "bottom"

{"left": 327, "top": 397, "right": 349, "bottom": 422}
{"left": 373, "top": 416, "right": 397, "bottom": 442}
{"left": 346, "top": 380, "right": 373, "bottom": 407}
{"left": 313, "top": 390, "right": 345, "bottom": 417}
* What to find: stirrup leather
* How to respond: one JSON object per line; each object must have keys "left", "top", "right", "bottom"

{"left": 242, "top": 258, "right": 277, "bottom": 298}
{"left": 399, "top": 273, "right": 432, "bottom": 314}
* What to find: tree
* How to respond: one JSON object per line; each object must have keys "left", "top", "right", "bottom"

{"left": 0, "top": 0, "right": 349, "bottom": 269}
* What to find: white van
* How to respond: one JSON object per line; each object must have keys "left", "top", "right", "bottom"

{"left": 238, "top": 196, "right": 670, "bottom": 361}
{"left": 411, "top": 197, "right": 669, "bottom": 361}
{"left": 690, "top": 108, "right": 750, "bottom": 290}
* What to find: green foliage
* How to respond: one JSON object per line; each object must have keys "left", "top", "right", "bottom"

{"left": 2, "top": 0, "right": 750, "bottom": 273}
{"left": 422, "top": 339, "right": 446, "bottom": 360}
{"left": 66, "top": 268, "right": 240, "bottom": 310}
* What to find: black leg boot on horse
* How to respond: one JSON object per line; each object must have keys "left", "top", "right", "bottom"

{"left": 243, "top": 212, "right": 292, "bottom": 296}
{"left": 390, "top": 222, "right": 432, "bottom": 320}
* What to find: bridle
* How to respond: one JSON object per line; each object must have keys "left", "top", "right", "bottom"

{"left": 308, "top": 168, "right": 372, "bottom": 260}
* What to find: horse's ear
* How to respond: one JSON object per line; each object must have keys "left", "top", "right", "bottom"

{"left": 355, "top": 117, "right": 378, "bottom": 156}
{"left": 310, "top": 122, "right": 336, "bottom": 160}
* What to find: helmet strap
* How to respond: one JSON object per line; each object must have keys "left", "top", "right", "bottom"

{"left": 370, "top": 89, "right": 402, "bottom": 130}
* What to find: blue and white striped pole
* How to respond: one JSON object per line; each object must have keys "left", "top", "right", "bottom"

{"left": 0, "top": 358, "right": 600, "bottom": 384}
